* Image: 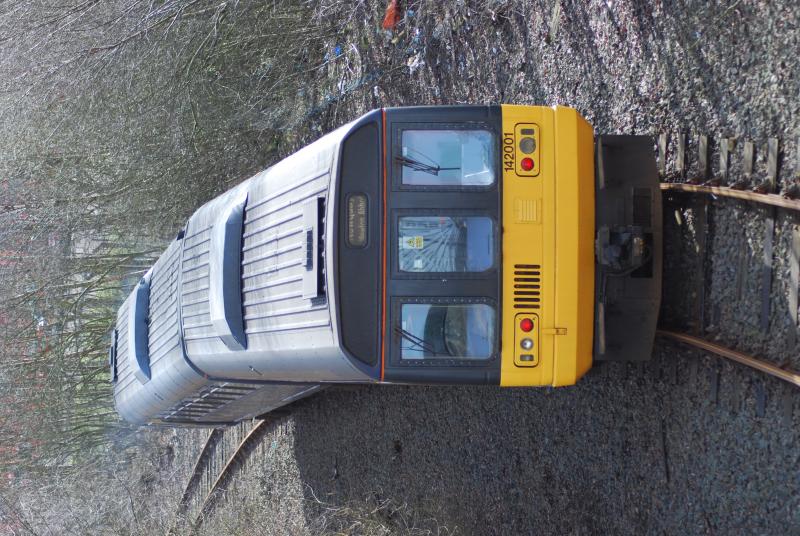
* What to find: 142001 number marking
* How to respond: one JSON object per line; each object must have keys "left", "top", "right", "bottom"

{"left": 503, "top": 133, "right": 515, "bottom": 172}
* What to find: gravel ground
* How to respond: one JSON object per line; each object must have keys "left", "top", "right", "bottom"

{"left": 193, "top": 350, "right": 797, "bottom": 535}
{"left": 154, "top": 1, "right": 800, "bottom": 534}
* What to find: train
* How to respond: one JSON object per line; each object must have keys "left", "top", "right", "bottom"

{"left": 109, "top": 105, "right": 662, "bottom": 425}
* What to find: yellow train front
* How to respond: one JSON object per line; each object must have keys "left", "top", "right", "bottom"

{"left": 339, "top": 104, "right": 662, "bottom": 387}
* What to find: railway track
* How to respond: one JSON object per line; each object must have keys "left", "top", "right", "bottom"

{"left": 169, "top": 418, "right": 276, "bottom": 532}
{"left": 654, "top": 130, "right": 800, "bottom": 418}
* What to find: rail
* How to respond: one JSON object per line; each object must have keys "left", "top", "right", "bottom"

{"left": 171, "top": 412, "right": 293, "bottom": 530}
{"left": 657, "top": 132, "right": 800, "bottom": 393}
{"left": 195, "top": 418, "right": 272, "bottom": 523}
{"left": 656, "top": 330, "right": 800, "bottom": 389}
{"left": 660, "top": 183, "right": 800, "bottom": 211}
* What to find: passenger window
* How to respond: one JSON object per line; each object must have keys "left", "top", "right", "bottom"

{"left": 399, "top": 130, "right": 495, "bottom": 186}
{"left": 398, "top": 303, "right": 496, "bottom": 360}
{"left": 398, "top": 216, "right": 494, "bottom": 273}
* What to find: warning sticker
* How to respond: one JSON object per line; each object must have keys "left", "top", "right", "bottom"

{"left": 400, "top": 236, "right": 424, "bottom": 249}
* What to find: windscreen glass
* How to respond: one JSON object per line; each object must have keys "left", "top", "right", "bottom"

{"left": 398, "top": 303, "right": 496, "bottom": 360}
{"left": 398, "top": 216, "right": 494, "bottom": 273}
{"left": 400, "top": 130, "right": 495, "bottom": 186}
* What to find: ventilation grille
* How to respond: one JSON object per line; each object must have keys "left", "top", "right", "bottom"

{"left": 513, "top": 264, "right": 541, "bottom": 309}
{"left": 157, "top": 383, "right": 259, "bottom": 422}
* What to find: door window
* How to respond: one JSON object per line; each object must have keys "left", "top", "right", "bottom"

{"left": 398, "top": 216, "right": 494, "bottom": 273}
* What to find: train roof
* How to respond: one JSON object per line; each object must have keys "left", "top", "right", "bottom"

{"left": 111, "top": 111, "right": 379, "bottom": 424}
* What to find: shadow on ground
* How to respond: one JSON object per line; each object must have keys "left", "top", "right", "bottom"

{"left": 291, "top": 345, "right": 797, "bottom": 534}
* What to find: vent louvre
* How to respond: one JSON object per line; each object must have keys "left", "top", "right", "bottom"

{"left": 513, "top": 264, "right": 541, "bottom": 310}
{"left": 157, "top": 383, "right": 260, "bottom": 422}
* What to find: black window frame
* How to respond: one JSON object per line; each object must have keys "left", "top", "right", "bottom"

{"left": 381, "top": 105, "right": 504, "bottom": 385}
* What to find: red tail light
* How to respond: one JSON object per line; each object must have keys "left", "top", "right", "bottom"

{"left": 520, "top": 157, "right": 534, "bottom": 171}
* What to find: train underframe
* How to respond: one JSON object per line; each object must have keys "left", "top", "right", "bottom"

{"left": 593, "top": 135, "right": 663, "bottom": 362}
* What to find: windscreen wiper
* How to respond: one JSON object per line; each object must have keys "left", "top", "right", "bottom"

{"left": 394, "top": 326, "right": 445, "bottom": 357}
{"left": 395, "top": 155, "right": 460, "bottom": 176}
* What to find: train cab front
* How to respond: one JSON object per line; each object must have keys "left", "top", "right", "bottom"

{"left": 335, "top": 105, "right": 599, "bottom": 387}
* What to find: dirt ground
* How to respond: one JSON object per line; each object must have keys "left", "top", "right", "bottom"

{"left": 176, "top": 1, "right": 800, "bottom": 534}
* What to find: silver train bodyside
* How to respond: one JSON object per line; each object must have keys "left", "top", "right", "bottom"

{"left": 110, "top": 116, "right": 374, "bottom": 425}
